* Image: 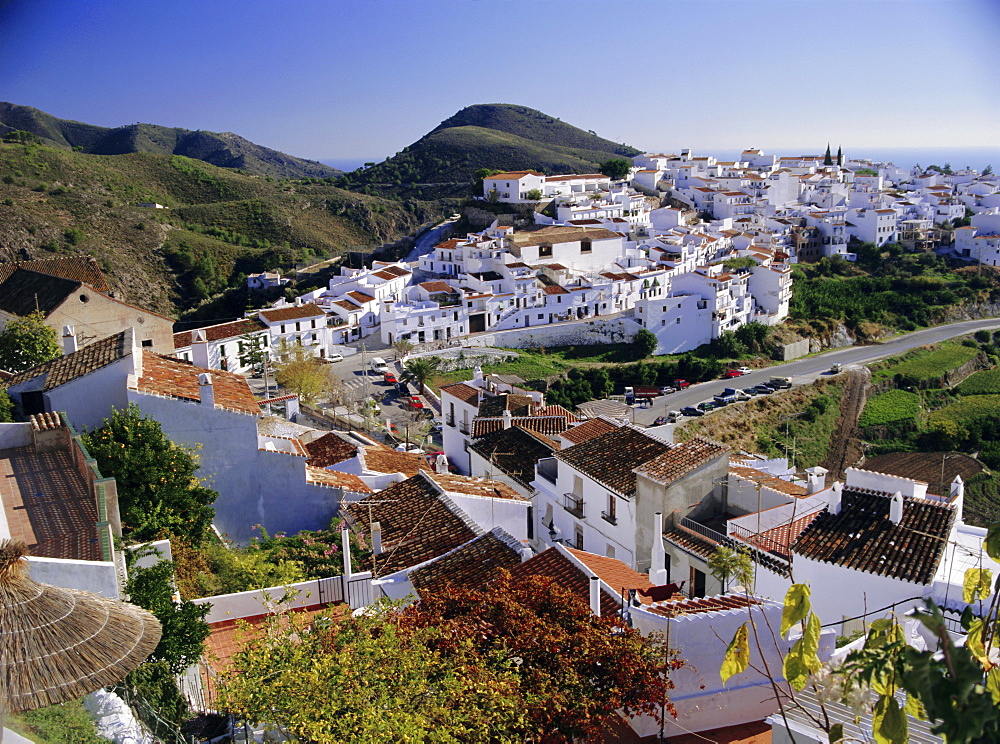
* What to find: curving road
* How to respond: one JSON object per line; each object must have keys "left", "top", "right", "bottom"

{"left": 631, "top": 316, "right": 1000, "bottom": 426}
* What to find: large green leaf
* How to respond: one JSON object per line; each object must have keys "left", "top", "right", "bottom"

{"left": 985, "top": 523, "right": 1000, "bottom": 562}
{"left": 873, "top": 694, "right": 908, "bottom": 744}
{"left": 986, "top": 667, "right": 1000, "bottom": 706}
{"left": 963, "top": 567, "right": 993, "bottom": 603}
{"left": 781, "top": 584, "right": 811, "bottom": 637}
{"left": 783, "top": 613, "right": 821, "bottom": 691}
{"left": 828, "top": 723, "right": 844, "bottom": 743}
{"left": 720, "top": 622, "right": 750, "bottom": 684}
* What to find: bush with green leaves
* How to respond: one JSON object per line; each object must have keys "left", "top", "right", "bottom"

{"left": 0, "top": 311, "right": 62, "bottom": 373}
{"left": 859, "top": 390, "right": 922, "bottom": 427}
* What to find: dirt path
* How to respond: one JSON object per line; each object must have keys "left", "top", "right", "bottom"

{"left": 822, "top": 368, "right": 870, "bottom": 481}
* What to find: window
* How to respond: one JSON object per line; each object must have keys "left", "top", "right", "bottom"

{"left": 676, "top": 318, "right": 681, "bottom": 324}
{"left": 539, "top": 243, "right": 553, "bottom": 258}
{"left": 141, "top": 339, "right": 153, "bottom": 348}
{"left": 280, "top": 325, "right": 286, "bottom": 334}
{"left": 574, "top": 526, "right": 584, "bottom": 550}
{"left": 603, "top": 494, "right": 617, "bottom": 525}
{"left": 296, "top": 322, "right": 301, "bottom": 332}
{"left": 580, "top": 238, "right": 592, "bottom": 254}
{"left": 311, "top": 319, "right": 317, "bottom": 328}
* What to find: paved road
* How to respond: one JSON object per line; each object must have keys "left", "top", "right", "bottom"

{"left": 631, "top": 317, "right": 1000, "bottom": 426}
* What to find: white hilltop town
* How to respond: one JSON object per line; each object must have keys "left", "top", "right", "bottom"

{"left": 2, "top": 147, "right": 1000, "bottom": 742}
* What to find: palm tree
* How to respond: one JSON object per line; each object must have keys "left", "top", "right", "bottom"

{"left": 401, "top": 356, "right": 442, "bottom": 395}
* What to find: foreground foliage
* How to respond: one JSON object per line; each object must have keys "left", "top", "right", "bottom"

{"left": 0, "top": 311, "right": 62, "bottom": 373}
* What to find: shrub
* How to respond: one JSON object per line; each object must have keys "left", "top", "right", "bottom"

{"left": 859, "top": 390, "right": 921, "bottom": 427}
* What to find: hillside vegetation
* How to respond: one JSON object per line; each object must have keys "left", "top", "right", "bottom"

{"left": 0, "top": 140, "right": 447, "bottom": 315}
{"left": 339, "top": 104, "right": 641, "bottom": 197}
{"left": 0, "top": 101, "right": 340, "bottom": 179}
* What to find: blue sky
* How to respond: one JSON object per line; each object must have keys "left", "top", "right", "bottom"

{"left": 1, "top": 0, "right": 997, "bottom": 161}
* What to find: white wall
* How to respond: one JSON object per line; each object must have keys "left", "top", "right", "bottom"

{"left": 0, "top": 422, "right": 33, "bottom": 450}
{"left": 27, "top": 556, "right": 120, "bottom": 599}
{"left": 445, "top": 493, "right": 530, "bottom": 542}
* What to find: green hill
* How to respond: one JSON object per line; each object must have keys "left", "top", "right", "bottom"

{"left": 0, "top": 139, "right": 448, "bottom": 316}
{"left": 0, "top": 102, "right": 341, "bottom": 180}
{"left": 338, "top": 104, "right": 642, "bottom": 196}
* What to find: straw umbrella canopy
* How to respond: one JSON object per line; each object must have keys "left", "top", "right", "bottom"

{"left": 0, "top": 540, "right": 162, "bottom": 714}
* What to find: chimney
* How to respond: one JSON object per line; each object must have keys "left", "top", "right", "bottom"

{"left": 61, "top": 325, "right": 78, "bottom": 354}
{"left": 473, "top": 365, "right": 484, "bottom": 382}
{"left": 294, "top": 296, "right": 303, "bottom": 306}
{"left": 650, "top": 511, "right": 668, "bottom": 585}
{"left": 827, "top": 481, "right": 843, "bottom": 516}
{"left": 805, "top": 466, "right": 828, "bottom": 495}
{"left": 198, "top": 373, "right": 214, "bottom": 407}
{"left": 371, "top": 521, "right": 383, "bottom": 555}
{"left": 192, "top": 329, "right": 211, "bottom": 369}
{"left": 950, "top": 475, "right": 965, "bottom": 523}
{"left": 341, "top": 527, "right": 353, "bottom": 578}
{"left": 589, "top": 575, "right": 601, "bottom": 616}
{"left": 889, "top": 491, "right": 904, "bottom": 525}
{"left": 502, "top": 409, "right": 513, "bottom": 429}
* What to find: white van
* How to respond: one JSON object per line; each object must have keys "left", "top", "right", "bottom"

{"left": 370, "top": 357, "right": 389, "bottom": 374}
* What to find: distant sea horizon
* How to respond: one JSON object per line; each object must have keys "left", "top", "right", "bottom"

{"left": 319, "top": 147, "right": 999, "bottom": 174}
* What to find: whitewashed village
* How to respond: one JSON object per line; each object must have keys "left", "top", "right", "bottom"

{"left": 2, "top": 146, "right": 1000, "bottom": 744}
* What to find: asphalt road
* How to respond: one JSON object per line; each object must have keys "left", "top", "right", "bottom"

{"left": 630, "top": 316, "right": 1000, "bottom": 426}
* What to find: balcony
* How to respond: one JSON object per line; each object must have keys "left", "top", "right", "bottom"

{"left": 601, "top": 510, "right": 618, "bottom": 526}
{"left": 563, "top": 493, "right": 585, "bottom": 519}
{"left": 445, "top": 414, "right": 455, "bottom": 427}
{"left": 458, "top": 421, "right": 471, "bottom": 435}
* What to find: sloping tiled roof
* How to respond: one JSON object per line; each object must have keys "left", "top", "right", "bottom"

{"left": 304, "top": 432, "right": 358, "bottom": 468}
{"left": 471, "top": 415, "right": 569, "bottom": 439}
{"left": 663, "top": 524, "right": 718, "bottom": 560}
{"left": 0, "top": 269, "right": 81, "bottom": 317}
{"left": 730, "top": 465, "right": 809, "bottom": 497}
{"left": 556, "top": 426, "right": 670, "bottom": 496}
{"left": 0, "top": 257, "right": 110, "bottom": 292}
{"left": 305, "top": 466, "right": 372, "bottom": 494}
{"left": 646, "top": 594, "right": 760, "bottom": 619}
{"left": 346, "top": 291, "right": 375, "bottom": 304}
{"left": 1, "top": 331, "right": 129, "bottom": 392}
{"left": 419, "top": 281, "right": 456, "bottom": 294}
{"left": 566, "top": 548, "right": 653, "bottom": 596}
{"left": 427, "top": 473, "right": 525, "bottom": 500}
{"left": 258, "top": 303, "right": 326, "bottom": 323}
{"left": 561, "top": 417, "right": 621, "bottom": 445}
{"left": 409, "top": 528, "right": 525, "bottom": 595}
{"left": 792, "top": 489, "right": 954, "bottom": 584}
{"left": 469, "top": 425, "right": 556, "bottom": 487}
{"left": 345, "top": 474, "right": 480, "bottom": 576}
{"left": 507, "top": 548, "right": 621, "bottom": 616}
{"left": 133, "top": 352, "right": 259, "bottom": 415}
{"left": 484, "top": 170, "right": 544, "bottom": 180}
{"left": 635, "top": 437, "right": 731, "bottom": 486}
{"left": 439, "top": 382, "right": 480, "bottom": 405}
{"left": 173, "top": 318, "right": 266, "bottom": 349}
{"left": 507, "top": 225, "right": 620, "bottom": 248}
{"left": 361, "top": 446, "right": 430, "bottom": 477}
{"left": 477, "top": 393, "right": 535, "bottom": 418}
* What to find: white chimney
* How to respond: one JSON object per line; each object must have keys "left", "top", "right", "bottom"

{"left": 371, "top": 521, "right": 383, "bottom": 555}
{"left": 889, "top": 491, "right": 904, "bottom": 525}
{"left": 61, "top": 325, "right": 77, "bottom": 354}
{"left": 502, "top": 409, "right": 513, "bottom": 429}
{"left": 198, "top": 373, "right": 214, "bottom": 407}
{"left": 294, "top": 296, "right": 302, "bottom": 306}
{"left": 827, "top": 481, "right": 843, "bottom": 516}
{"left": 805, "top": 466, "right": 828, "bottom": 495}
{"left": 435, "top": 453, "right": 449, "bottom": 474}
{"left": 341, "top": 527, "right": 353, "bottom": 578}
{"left": 950, "top": 475, "right": 965, "bottom": 523}
{"left": 473, "top": 365, "right": 483, "bottom": 381}
{"left": 589, "top": 576, "right": 601, "bottom": 616}
{"left": 650, "top": 511, "right": 668, "bottom": 585}
{"left": 192, "top": 329, "right": 211, "bottom": 369}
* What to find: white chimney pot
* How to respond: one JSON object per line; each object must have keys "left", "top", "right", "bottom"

{"left": 589, "top": 576, "right": 601, "bottom": 617}
{"left": 650, "top": 511, "right": 668, "bottom": 585}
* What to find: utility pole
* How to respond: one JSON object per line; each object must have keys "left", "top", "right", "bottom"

{"left": 360, "top": 342, "right": 370, "bottom": 399}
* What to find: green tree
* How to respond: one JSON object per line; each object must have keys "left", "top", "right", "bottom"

{"left": 707, "top": 545, "right": 754, "bottom": 592}
{"left": 599, "top": 158, "right": 632, "bottom": 180}
{"left": 83, "top": 404, "right": 218, "bottom": 544}
{"left": 733, "top": 320, "right": 772, "bottom": 355}
{"left": 273, "top": 340, "right": 327, "bottom": 403}
{"left": 0, "top": 312, "right": 62, "bottom": 373}
{"left": 401, "top": 355, "right": 442, "bottom": 394}
{"left": 0, "top": 391, "right": 13, "bottom": 423}
{"left": 823, "top": 143, "right": 833, "bottom": 166}
{"left": 1, "top": 130, "right": 39, "bottom": 145}
{"left": 633, "top": 327, "right": 658, "bottom": 358}
{"left": 392, "top": 336, "right": 414, "bottom": 359}
{"left": 525, "top": 188, "right": 543, "bottom": 201}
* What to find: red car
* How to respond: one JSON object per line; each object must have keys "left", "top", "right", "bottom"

{"left": 724, "top": 369, "right": 743, "bottom": 379}
{"left": 674, "top": 379, "right": 691, "bottom": 389}
{"left": 404, "top": 396, "right": 425, "bottom": 411}
{"left": 383, "top": 372, "right": 398, "bottom": 385}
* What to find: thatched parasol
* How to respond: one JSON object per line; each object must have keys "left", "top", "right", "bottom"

{"left": 0, "top": 540, "right": 162, "bottom": 714}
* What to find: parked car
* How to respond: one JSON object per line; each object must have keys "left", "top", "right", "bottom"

{"left": 743, "top": 386, "right": 759, "bottom": 396}
{"left": 680, "top": 406, "right": 704, "bottom": 417}
{"left": 737, "top": 367, "right": 753, "bottom": 375}
{"left": 658, "top": 386, "right": 676, "bottom": 395}
{"left": 370, "top": 357, "right": 390, "bottom": 374}
{"left": 395, "top": 382, "right": 412, "bottom": 397}
{"left": 652, "top": 416, "right": 669, "bottom": 426}
{"left": 769, "top": 376, "right": 792, "bottom": 389}
{"left": 829, "top": 363, "right": 842, "bottom": 374}
{"left": 674, "top": 379, "right": 691, "bottom": 389}
{"left": 404, "top": 396, "right": 425, "bottom": 411}
{"left": 697, "top": 401, "right": 718, "bottom": 412}
{"left": 752, "top": 385, "right": 775, "bottom": 395}
{"left": 323, "top": 352, "right": 345, "bottom": 363}
{"left": 723, "top": 369, "right": 743, "bottom": 379}
{"left": 383, "top": 371, "right": 398, "bottom": 385}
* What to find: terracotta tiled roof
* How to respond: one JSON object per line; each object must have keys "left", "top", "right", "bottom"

{"left": 409, "top": 527, "right": 525, "bottom": 595}
{"left": 419, "top": 280, "right": 456, "bottom": 294}
{"left": 566, "top": 548, "right": 653, "bottom": 596}
{"left": 507, "top": 225, "right": 619, "bottom": 248}
{"left": 133, "top": 352, "right": 259, "bottom": 415}
{"left": 379, "top": 265, "right": 410, "bottom": 277}
{"left": 471, "top": 415, "right": 569, "bottom": 439}
{"left": 434, "top": 239, "right": 462, "bottom": 250}
{"left": 304, "top": 432, "right": 358, "bottom": 468}
{"left": 542, "top": 285, "right": 569, "bottom": 295}
{"left": 663, "top": 524, "right": 718, "bottom": 559}
{"left": 737, "top": 510, "right": 823, "bottom": 558}
{"left": 646, "top": 594, "right": 760, "bottom": 619}
{"left": 427, "top": 472, "right": 525, "bottom": 500}
{"left": 346, "top": 291, "right": 375, "bottom": 304}
{"left": 507, "top": 548, "right": 621, "bottom": 616}
{"left": 1, "top": 331, "right": 130, "bottom": 392}
{"left": 0, "top": 257, "right": 110, "bottom": 292}
{"left": 477, "top": 393, "right": 535, "bottom": 418}
{"left": 561, "top": 417, "right": 621, "bottom": 445}
{"left": 345, "top": 474, "right": 480, "bottom": 575}
{"left": 556, "top": 427, "right": 671, "bottom": 496}
{"left": 792, "top": 489, "right": 954, "bottom": 584}
{"left": 173, "top": 318, "right": 266, "bottom": 349}
{"left": 305, "top": 466, "right": 373, "bottom": 493}
{"left": 469, "top": 425, "right": 556, "bottom": 488}
{"left": 635, "top": 437, "right": 731, "bottom": 486}
{"left": 439, "top": 382, "right": 480, "bottom": 405}
{"left": 372, "top": 270, "right": 401, "bottom": 281}
{"left": 534, "top": 404, "right": 579, "bottom": 422}
{"left": 258, "top": 303, "right": 326, "bottom": 323}
{"left": 730, "top": 465, "right": 808, "bottom": 497}
{"left": 484, "top": 170, "right": 544, "bottom": 180}
{"left": 361, "top": 446, "right": 430, "bottom": 477}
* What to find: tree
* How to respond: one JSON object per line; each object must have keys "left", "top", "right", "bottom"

{"left": 733, "top": 320, "right": 772, "bottom": 355}
{"left": 599, "top": 158, "right": 632, "bottom": 181}
{"left": 220, "top": 602, "right": 527, "bottom": 742}
{"left": 401, "top": 574, "right": 677, "bottom": 742}
{"left": 525, "top": 188, "right": 543, "bottom": 201}
{"left": 823, "top": 143, "right": 833, "bottom": 166}
{"left": 983, "top": 164, "right": 993, "bottom": 176}
{"left": 0, "top": 312, "right": 61, "bottom": 373}
{"left": 0, "top": 392, "right": 13, "bottom": 423}
{"left": 391, "top": 336, "right": 414, "bottom": 360}
{"left": 82, "top": 404, "right": 218, "bottom": 545}
{"left": 272, "top": 340, "right": 326, "bottom": 403}
{"left": 634, "top": 328, "right": 658, "bottom": 358}
{"left": 401, "top": 355, "right": 442, "bottom": 394}
{"left": 707, "top": 545, "right": 754, "bottom": 592}
{"left": 1, "top": 130, "right": 39, "bottom": 145}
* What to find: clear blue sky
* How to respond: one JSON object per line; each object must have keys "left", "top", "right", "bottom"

{"left": 1, "top": 0, "right": 997, "bottom": 161}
